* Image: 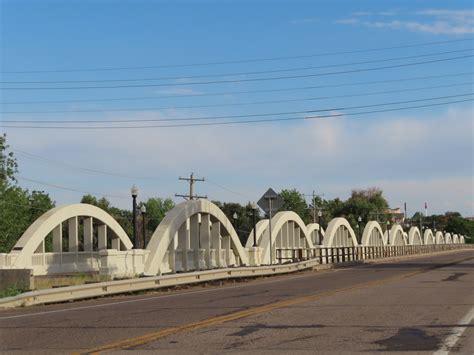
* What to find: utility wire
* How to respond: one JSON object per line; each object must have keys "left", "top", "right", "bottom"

{"left": 3, "top": 98, "right": 472, "bottom": 129}
{"left": 2, "top": 82, "right": 471, "bottom": 116}
{"left": 11, "top": 148, "right": 163, "bottom": 180}
{"left": 17, "top": 176, "right": 130, "bottom": 199}
{"left": 2, "top": 49, "right": 470, "bottom": 84}
{"left": 2, "top": 37, "right": 471, "bottom": 73}
{"left": 2, "top": 72, "right": 471, "bottom": 105}
{"left": 0, "top": 200, "right": 171, "bottom": 218}
{"left": 194, "top": 173, "right": 253, "bottom": 200}
{"left": 0, "top": 201, "right": 53, "bottom": 212}
{"left": 10, "top": 150, "right": 247, "bottom": 202}
{"left": 2, "top": 54, "right": 472, "bottom": 90}
{"left": 3, "top": 93, "right": 471, "bottom": 125}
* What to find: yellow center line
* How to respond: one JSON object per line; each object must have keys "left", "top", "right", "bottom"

{"left": 78, "top": 255, "right": 472, "bottom": 354}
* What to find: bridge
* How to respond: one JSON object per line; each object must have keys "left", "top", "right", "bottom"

{"left": 0, "top": 199, "right": 467, "bottom": 279}
{"left": 0, "top": 199, "right": 472, "bottom": 353}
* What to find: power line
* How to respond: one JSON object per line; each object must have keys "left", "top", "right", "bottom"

{"left": 0, "top": 201, "right": 53, "bottom": 212}
{"left": 3, "top": 98, "right": 472, "bottom": 130}
{"left": 2, "top": 82, "right": 471, "bottom": 116}
{"left": 2, "top": 54, "right": 472, "bottom": 90}
{"left": 3, "top": 93, "right": 471, "bottom": 126}
{"left": 197, "top": 174, "right": 253, "bottom": 200}
{"left": 0, "top": 200, "right": 171, "bottom": 218}
{"left": 2, "top": 48, "right": 471, "bottom": 84}
{"left": 2, "top": 72, "right": 471, "bottom": 105}
{"left": 2, "top": 37, "right": 471, "bottom": 73}
{"left": 17, "top": 176, "right": 130, "bottom": 199}
{"left": 11, "top": 148, "right": 163, "bottom": 180}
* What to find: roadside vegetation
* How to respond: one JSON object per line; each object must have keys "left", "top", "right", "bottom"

{"left": 0, "top": 286, "right": 24, "bottom": 298}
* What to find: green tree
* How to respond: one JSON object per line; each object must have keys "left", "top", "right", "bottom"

{"left": 341, "top": 188, "right": 390, "bottom": 230}
{"left": 0, "top": 133, "right": 18, "bottom": 189}
{"left": 142, "top": 197, "right": 175, "bottom": 234}
{"left": 279, "top": 189, "right": 310, "bottom": 223}
{"left": 0, "top": 134, "right": 55, "bottom": 252}
{"left": 212, "top": 201, "right": 262, "bottom": 245}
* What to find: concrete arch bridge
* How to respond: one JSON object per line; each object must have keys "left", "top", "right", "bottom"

{"left": 0, "top": 201, "right": 466, "bottom": 278}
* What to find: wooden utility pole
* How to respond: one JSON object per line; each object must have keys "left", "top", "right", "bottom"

{"left": 175, "top": 172, "right": 207, "bottom": 200}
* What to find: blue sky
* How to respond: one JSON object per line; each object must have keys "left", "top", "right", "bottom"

{"left": 1, "top": 0, "right": 473, "bottom": 217}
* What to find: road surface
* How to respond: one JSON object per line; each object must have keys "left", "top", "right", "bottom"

{"left": 0, "top": 250, "right": 473, "bottom": 354}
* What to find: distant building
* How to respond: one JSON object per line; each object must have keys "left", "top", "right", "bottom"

{"left": 386, "top": 207, "right": 405, "bottom": 224}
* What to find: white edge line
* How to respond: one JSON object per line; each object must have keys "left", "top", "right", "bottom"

{"left": 433, "top": 306, "right": 474, "bottom": 355}
{"left": 0, "top": 268, "right": 336, "bottom": 320}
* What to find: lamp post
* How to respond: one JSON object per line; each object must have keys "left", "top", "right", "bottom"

{"left": 140, "top": 205, "right": 147, "bottom": 248}
{"left": 198, "top": 213, "right": 202, "bottom": 249}
{"left": 386, "top": 220, "right": 390, "bottom": 245}
{"left": 232, "top": 212, "right": 238, "bottom": 231}
{"left": 317, "top": 210, "right": 323, "bottom": 245}
{"left": 131, "top": 185, "right": 139, "bottom": 249}
{"left": 357, "top": 216, "right": 362, "bottom": 244}
{"left": 251, "top": 203, "right": 258, "bottom": 247}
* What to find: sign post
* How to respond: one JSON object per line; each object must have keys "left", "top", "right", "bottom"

{"left": 258, "top": 188, "right": 284, "bottom": 265}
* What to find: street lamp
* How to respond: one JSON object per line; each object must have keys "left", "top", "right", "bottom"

{"left": 131, "top": 185, "right": 139, "bottom": 249}
{"left": 232, "top": 212, "right": 238, "bottom": 229}
{"left": 251, "top": 203, "right": 258, "bottom": 247}
{"left": 317, "top": 210, "right": 323, "bottom": 245}
{"left": 357, "top": 216, "right": 362, "bottom": 243}
{"left": 198, "top": 213, "right": 202, "bottom": 249}
{"left": 386, "top": 220, "right": 390, "bottom": 245}
{"left": 140, "top": 205, "right": 147, "bottom": 248}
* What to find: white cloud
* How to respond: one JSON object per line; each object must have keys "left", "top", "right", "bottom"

{"left": 336, "top": 18, "right": 359, "bottom": 25}
{"left": 337, "top": 8, "right": 474, "bottom": 35}
{"left": 4, "top": 104, "right": 473, "bottom": 215}
{"left": 363, "top": 19, "right": 474, "bottom": 35}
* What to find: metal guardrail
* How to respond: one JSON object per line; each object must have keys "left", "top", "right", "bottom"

{"left": 0, "top": 244, "right": 471, "bottom": 309}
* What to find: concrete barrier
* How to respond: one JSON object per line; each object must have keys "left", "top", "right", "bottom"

{"left": 0, "top": 269, "right": 34, "bottom": 291}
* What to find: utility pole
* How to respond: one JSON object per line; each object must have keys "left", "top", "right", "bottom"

{"left": 307, "top": 190, "right": 325, "bottom": 223}
{"left": 175, "top": 172, "right": 207, "bottom": 200}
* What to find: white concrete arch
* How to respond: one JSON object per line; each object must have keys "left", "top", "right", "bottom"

{"left": 322, "top": 218, "right": 358, "bottom": 247}
{"left": 144, "top": 199, "right": 249, "bottom": 276}
{"left": 435, "top": 231, "right": 445, "bottom": 244}
{"left": 361, "top": 221, "right": 385, "bottom": 246}
{"left": 452, "top": 234, "right": 459, "bottom": 244}
{"left": 408, "top": 227, "right": 423, "bottom": 245}
{"left": 306, "top": 223, "right": 325, "bottom": 246}
{"left": 445, "top": 233, "right": 452, "bottom": 244}
{"left": 388, "top": 224, "right": 406, "bottom": 246}
{"left": 260, "top": 211, "right": 315, "bottom": 265}
{"left": 460, "top": 235, "right": 465, "bottom": 244}
{"left": 245, "top": 219, "right": 269, "bottom": 248}
{"left": 11, "top": 203, "right": 132, "bottom": 268}
{"left": 423, "top": 229, "right": 435, "bottom": 245}
{"left": 403, "top": 232, "right": 409, "bottom": 244}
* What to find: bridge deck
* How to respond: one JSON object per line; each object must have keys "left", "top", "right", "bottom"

{"left": 0, "top": 250, "right": 472, "bottom": 353}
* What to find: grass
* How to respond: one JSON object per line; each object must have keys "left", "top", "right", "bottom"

{"left": 0, "top": 286, "right": 24, "bottom": 298}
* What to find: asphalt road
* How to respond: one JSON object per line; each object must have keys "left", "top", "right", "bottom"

{"left": 0, "top": 250, "right": 473, "bottom": 354}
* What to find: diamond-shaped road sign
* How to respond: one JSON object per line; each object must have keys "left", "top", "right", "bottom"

{"left": 257, "top": 188, "right": 284, "bottom": 214}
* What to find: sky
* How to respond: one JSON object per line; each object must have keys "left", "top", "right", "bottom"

{"left": 0, "top": 0, "right": 473, "bottom": 217}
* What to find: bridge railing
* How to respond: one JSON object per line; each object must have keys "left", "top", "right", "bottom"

{"left": 275, "top": 244, "right": 470, "bottom": 265}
